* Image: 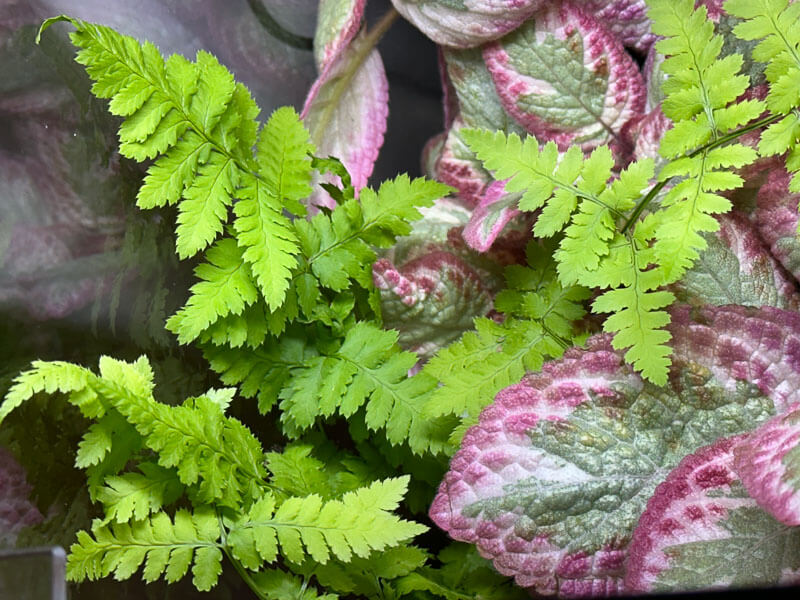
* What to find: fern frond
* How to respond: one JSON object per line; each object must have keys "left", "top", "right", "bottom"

{"left": 1, "top": 360, "right": 101, "bottom": 422}
{"left": 279, "top": 321, "right": 438, "bottom": 453}
{"left": 294, "top": 176, "right": 450, "bottom": 303}
{"left": 96, "top": 462, "right": 184, "bottom": 524}
{"left": 726, "top": 0, "right": 800, "bottom": 191}
{"left": 646, "top": 0, "right": 762, "bottom": 281}
{"left": 166, "top": 238, "right": 259, "bottom": 344}
{"left": 422, "top": 246, "right": 588, "bottom": 439}
{"left": 97, "top": 382, "right": 267, "bottom": 508}
{"left": 67, "top": 508, "right": 223, "bottom": 591}
{"left": 225, "top": 476, "right": 426, "bottom": 567}
{"left": 234, "top": 107, "right": 313, "bottom": 309}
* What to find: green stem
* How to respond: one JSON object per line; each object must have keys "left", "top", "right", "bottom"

{"left": 247, "top": 0, "right": 313, "bottom": 50}
{"left": 620, "top": 112, "right": 784, "bottom": 234}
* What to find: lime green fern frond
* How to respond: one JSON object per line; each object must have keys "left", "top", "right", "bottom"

{"left": 463, "top": 127, "right": 672, "bottom": 383}
{"left": 224, "top": 476, "right": 427, "bottom": 567}
{"left": 2, "top": 355, "right": 269, "bottom": 509}
{"left": 67, "top": 507, "right": 223, "bottom": 591}
{"left": 166, "top": 238, "right": 259, "bottom": 344}
{"left": 422, "top": 244, "right": 589, "bottom": 442}
{"left": 648, "top": 0, "right": 762, "bottom": 282}
{"left": 37, "top": 17, "right": 313, "bottom": 310}
{"left": 95, "top": 462, "right": 184, "bottom": 524}
{"left": 726, "top": 0, "right": 800, "bottom": 192}
{"left": 278, "top": 321, "right": 438, "bottom": 453}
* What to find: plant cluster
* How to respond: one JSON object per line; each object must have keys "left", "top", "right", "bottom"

{"left": 1, "top": 0, "right": 800, "bottom": 598}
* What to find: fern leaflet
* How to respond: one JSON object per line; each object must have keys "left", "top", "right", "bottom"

{"left": 67, "top": 507, "right": 223, "bottom": 591}
{"left": 726, "top": 0, "right": 800, "bottom": 192}
{"left": 224, "top": 476, "right": 427, "bottom": 567}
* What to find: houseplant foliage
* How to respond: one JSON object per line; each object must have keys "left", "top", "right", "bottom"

{"left": 2, "top": 0, "right": 800, "bottom": 598}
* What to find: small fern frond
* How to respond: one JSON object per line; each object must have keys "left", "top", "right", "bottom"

{"left": 647, "top": 0, "right": 762, "bottom": 282}
{"left": 293, "top": 176, "right": 450, "bottom": 305}
{"left": 422, "top": 246, "right": 588, "bottom": 440}
{"left": 279, "top": 321, "right": 437, "bottom": 452}
{"left": 726, "top": 0, "right": 800, "bottom": 192}
{"left": 234, "top": 107, "right": 313, "bottom": 309}
{"left": 96, "top": 462, "right": 184, "bottom": 524}
{"left": 224, "top": 476, "right": 427, "bottom": 567}
{"left": 166, "top": 238, "right": 259, "bottom": 344}
{"left": 1, "top": 360, "right": 101, "bottom": 421}
{"left": 66, "top": 508, "right": 223, "bottom": 591}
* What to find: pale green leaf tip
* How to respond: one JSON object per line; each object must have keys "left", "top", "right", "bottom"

{"left": 36, "top": 15, "right": 78, "bottom": 44}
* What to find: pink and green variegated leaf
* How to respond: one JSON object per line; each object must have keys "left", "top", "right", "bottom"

{"left": 431, "top": 117, "right": 495, "bottom": 206}
{"left": 626, "top": 436, "right": 800, "bottom": 593}
{"left": 302, "top": 34, "right": 388, "bottom": 209}
{"left": 482, "top": 1, "right": 645, "bottom": 155}
{"left": 441, "top": 46, "right": 527, "bottom": 133}
{"left": 373, "top": 251, "right": 493, "bottom": 360}
{"left": 734, "top": 404, "right": 800, "bottom": 526}
{"left": 581, "top": 0, "right": 656, "bottom": 52}
{"left": 389, "top": 0, "right": 545, "bottom": 49}
{"left": 670, "top": 213, "right": 800, "bottom": 312}
{"left": 462, "top": 180, "right": 522, "bottom": 252}
{"left": 313, "top": 0, "right": 366, "bottom": 69}
{"left": 753, "top": 167, "right": 800, "bottom": 281}
{"left": 430, "top": 305, "right": 800, "bottom": 596}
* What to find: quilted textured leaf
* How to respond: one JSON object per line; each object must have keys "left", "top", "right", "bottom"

{"left": 482, "top": 1, "right": 645, "bottom": 154}
{"left": 389, "top": 0, "right": 544, "bottom": 48}
{"left": 374, "top": 251, "right": 493, "bottom": 360}
{"left": 734, "top": 403, "right": 800, "bottom": 526}
{"left": 626, "top": 436, "right": 800, "bottom": 593}
{"left": 753, "top": 167, "right": 800, "bottom": 281}
{"left": 671, "top": 212, "right": 800, "bottom": 311}
{"left": 430, "top": 305, "right": 800, "bottom": 595}
{"left": 581, "top": 0, "right": 656, "bottom": 52}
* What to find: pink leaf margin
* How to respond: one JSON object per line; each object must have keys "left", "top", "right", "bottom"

{"left": 734, "top": 403, "right": 800, "bottom": 526}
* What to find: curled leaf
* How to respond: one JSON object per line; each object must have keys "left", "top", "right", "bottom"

{"left": 390, "top": 0, "right": 544, "bottom": 49}
{"left": 482, "top": 1, "right": 645, "bottom": 155}
{"left": 734, "top": 403, "right": 800, "bottom": 526}
{"left": 462, "top": 180, "right": 521, "bottom": 252}
{"left": 753, "top": 167, "right": 800, "bottom": 281}
{"left": 626, "top": 435, "right": 800, "bottom": 593}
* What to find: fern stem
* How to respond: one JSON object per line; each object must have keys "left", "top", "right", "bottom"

{"left": 308, "top": 7, "right": 399, "bottom": 148}
{"left": 218, "top": 512, "right": 269, "bottom": 600}
{"left": 246, "top": 0, "right": 313, "bottom": 50}
{"left": 620, "top": 112, "right": 784, "bottom": 233}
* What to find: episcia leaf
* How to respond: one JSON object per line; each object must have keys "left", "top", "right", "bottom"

{"left": 580, "top": 0, "right": 656, "bottom": 52}
{"left": 302, "top": 1, "right": 388, "bottom": 209}
{"left": 734, "top": 403, "right": 800, "bottom": 527}
{"left": 314, "top": 0, "right": 366, "bottom": 68}
{"left": 482, "top": 1, "right": 645, "bottom": 156}
{"left": 461, "top": 180, "right": 522, "bottom": 252}
{"left": 430, "top": 305, "right": 800, "bottom": 595}
{"left": 626, "top": 435, "right": 800, "bottom": 594}
{"left": 670, "top": 212, "right": 800, "bottom": 311}
{"left": 373, "top": 250, "right": 493, "bottom": 360}
{"left": 389, "top": 0, "right": 544, "bottom": 48}
{"left": 753, "top": 167, "right": 800, "bottom": 281}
